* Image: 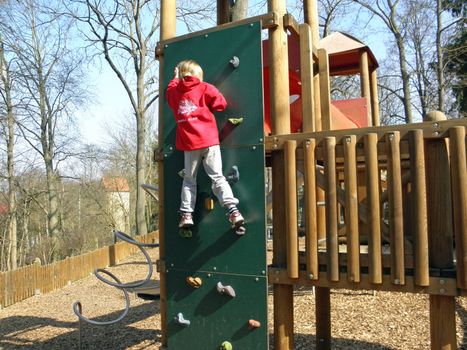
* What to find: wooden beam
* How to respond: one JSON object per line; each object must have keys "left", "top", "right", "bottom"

{"left": 449, "top": 127, "right": 467, "bottom": 289}
{"left": 268, "top": 267, "right": 459, "bottom": 296}
{"left": 343, "top": 135, "right": 360, "bottom": 283}
{"left": 408, "top": 130, "right": 430, "bottom": 287}
{"left": 324, "top": 137, "right": 339, "bottom": 281}
{"left": 386, "top": 132, "right": 405, "bottom": 285}
{"left": 303, "top": 139, "right": 318, "bottom": 280}
{"left": 285, "top": 140, "right": 299, "bottom": 278}
{"left": 299, "top": 23, "right": 315, "bottom": 132}
{"left": 359, "top": 50, "right": 372, "bottom": 126}
{"left": 318, "top": 48, "right": 332, "bottom": 131}
{"left": 158, "top": 0, "right": 176, "bottom": 346}
{"left": 370, "top": 68, "right": 380, "bottom": 126}
{"left": 265, "top": 119, "right": 467, "bottom": 151}
{"left": 364, "top": 133, "right": 382, "bottom": 284}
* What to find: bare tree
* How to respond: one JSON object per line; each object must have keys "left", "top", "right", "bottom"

{"left": 352, "top": 0, "right": 414, "bottom": 123}
{"left": 1, "top": 0, "right": 87, "bottom": 259}
{"left": 0, "top": 30, "right": 17, "bottom": 270}
{"left": 68, "top": 0, "right": 164, "bottom": 236}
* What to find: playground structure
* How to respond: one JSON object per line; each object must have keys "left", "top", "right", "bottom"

{"left": 156, "top": 1, "right": 467, "bottom": 349}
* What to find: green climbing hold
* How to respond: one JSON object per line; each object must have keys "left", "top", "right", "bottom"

{"left": 220, "top": 341, "right": 233, "bottom": 350}
{"left": 228, "top": 117, "right": 244, "bottom": 125}
{"left": 178, "top": 228, "right": 192, "bottom": 238}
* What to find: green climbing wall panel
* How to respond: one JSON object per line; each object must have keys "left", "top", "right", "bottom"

{"left": 162, "top": 21, "right": 267, "bottom": 350}
{"left": 167, "top": 270, "right": 267, "bottom": 349}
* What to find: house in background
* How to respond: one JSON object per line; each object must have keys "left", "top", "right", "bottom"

{"left": 101, "top": 177, "right": 130, "bottom": 234}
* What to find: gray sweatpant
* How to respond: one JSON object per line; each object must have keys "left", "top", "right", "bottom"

{"left": 180, "top": 145, "right": 239, "bottom": 213}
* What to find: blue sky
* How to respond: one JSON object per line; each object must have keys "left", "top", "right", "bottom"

{"left": 78, "top": 2, "right": 389, "bottom": 146}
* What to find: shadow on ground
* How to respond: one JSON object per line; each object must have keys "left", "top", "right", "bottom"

{"left": 0, "top": 301, "right": 160, "bottom": 350}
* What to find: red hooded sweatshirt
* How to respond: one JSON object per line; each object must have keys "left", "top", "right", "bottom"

{"left": 166, "top": 76, "right": 227, "bottom": 151}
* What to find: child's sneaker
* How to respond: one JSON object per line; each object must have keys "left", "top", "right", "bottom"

{"left": 179, "top": 212, "right": 194, "bottom": 228}
{"left": 228, "top": 209, "right": 244, "bottom": 228}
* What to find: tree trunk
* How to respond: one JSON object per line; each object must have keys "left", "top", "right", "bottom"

{"left": 1, "top": 39, "right": 18, "bottom": 270}
{"left": 395, "top": 34, "right": 413, "bottom": 123}
{"left": 231, "top": 0, "right": 248, "bottom": 21}
{"left": 436, "top": 0, "right": 445, "bottom": 113}
{"left": 135, "top": 49, "right": 148, "bottom": 236}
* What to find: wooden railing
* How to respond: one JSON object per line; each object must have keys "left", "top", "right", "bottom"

{"left": 266, "top": 120, "right": 467, "bottom": 296}
{"left": 0, "top": 231, "right": 159, "bottom": 308}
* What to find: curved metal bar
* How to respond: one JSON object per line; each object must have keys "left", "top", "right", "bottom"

{"left": 93, "top": 230, "right": 158, "bottom": 289}
{"left": 72, "top": 270, "right": 130, "bottom": 326}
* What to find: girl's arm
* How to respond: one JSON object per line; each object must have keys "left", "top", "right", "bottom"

{"left": 205, "top": 83, "right": 227, "bottom": 112}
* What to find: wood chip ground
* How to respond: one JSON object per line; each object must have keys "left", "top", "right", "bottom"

{"left": 1, "top": 248, "right": 466, "bottom": 349}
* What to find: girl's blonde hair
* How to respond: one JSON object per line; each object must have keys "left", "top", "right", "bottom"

{"left": 177, "top": 60, "right": 204, "bottom": 81}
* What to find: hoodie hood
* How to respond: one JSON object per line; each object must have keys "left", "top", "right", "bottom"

{"left": 177, "top": 76, "right": 201, "bottom": 92}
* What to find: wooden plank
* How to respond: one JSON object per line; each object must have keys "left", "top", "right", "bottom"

{"left": 343, "top": 135, "right": 360, "bottom": 283}
{"left": 303, "top": 139, "right": 318, "bottom": 280}
{"left": 449, "top": 126, "right": 467, "bottom": 289}
{"left": 265, "top": 119, "right": 467, "bottom": 151}
{"left": 408, "top": 130, "right": 430, "bottom": 287}
{"left": 324, "top": 137, "right": 339, "bottom": 281}
{"left": 386, "top": 132, "right": 405, "bottom": 285}
{"left": 285, "top": 140, "right": 299, "bottom": 279}
{"left": 268, "top": 267, "right": 458, "bottom": 296}
{"left": 318, "top": 48, "right": 332, "bottom": 131}
{"left": 364, "top": 133, "right": 382, "bottom": 284}
{"left": 299, "top": 23, "right": 315, "bottom": 132}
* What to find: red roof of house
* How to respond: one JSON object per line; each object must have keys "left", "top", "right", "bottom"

{"left": 102, "top": 177, "right": 130, "bottom": 192}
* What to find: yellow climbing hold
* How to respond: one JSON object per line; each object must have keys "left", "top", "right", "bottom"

{"left": 220, "top": 341, "right": 233, "bottom": 350}
{"left": 228, "top": 117, "right": 244, "bottom": 125}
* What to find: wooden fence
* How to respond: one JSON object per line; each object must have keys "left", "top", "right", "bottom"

{"left": 0, "top": 231, "right": 159, "bottom": 309}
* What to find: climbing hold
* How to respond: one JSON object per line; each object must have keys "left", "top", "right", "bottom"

{"left": 205, "top": 197, "right": 215, "bottom": 211}
{"left": 186, "top": 276, "right": 203, "bottom": 288}
{"left": 216, "top": 282, "right": 236, "bottom": 298}
{"left": 226, "top": 165, "right": 240, "bottom": 184}
{"left": 174, "top": 312, "right": 190, "bottom": 326}
{"left": 248, "top": 319, "right": 261, "bottom": 329}
{"left": 229, "top": 56, "right": 240, "bottom": 68}
{"left": 220, "top": 341, "right": 233, "bottom": 350}
{"left": 233, "top": 224, "right": 246, "bottom": 235}
{"left": 228, "top": 117, "right": 244, "bottom": 125}
{"left": 178, "top": 228, "right": 192, "bottom": 238}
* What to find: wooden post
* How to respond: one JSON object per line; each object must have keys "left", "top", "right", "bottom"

{"left": 449, "top": 126, "right": 467, "bottom": 289}
{"left": 430, "top": 295, "right": 457, "bottom": 350}
{"left": 316, "top": 287, "right": 331, "bottom": 350}
{"left": 425, "top": 130, "right": 457, "bottom": 349}
{"left": 269, "top": 0, "right": 293, "bottom": 349}
{"left": 303, "top": 0, "right": 321, "bottom": 132}
{"left": 364, "top": 133, "right": 382, "bottom": 284}
{"left": 386, "top": 132, "right": 405, "bottom": 285}
{"left": 217, "top": 0, "right": 230, "bottom": 25}
{"left": 359, "top": 49, "right": 372, "bottom": 127}
{"left": 304, "top": 139, "right": 318, "bottom": 280}
{"left": 408, "top": 130, "right": 430, "bottom": 287}
{"left": 158, "top": 0, "right": 176, "bottom": 346}
{"left": 370, "top": 68, "right": 380, "bottom": 126}
{"left": 318, "top": 48, "right": 332, "bottom": 131}
{"left": 285, "top": 140, "right": 299, "bottom": 279}
{"left": 343, "top": 135, "right": 360, "bottom": 283}
{"left": 299, "top": 23, "right": 315, "bottom": 132}
{"left": 325, "top": 137, "right": 339, "bottom": 281}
